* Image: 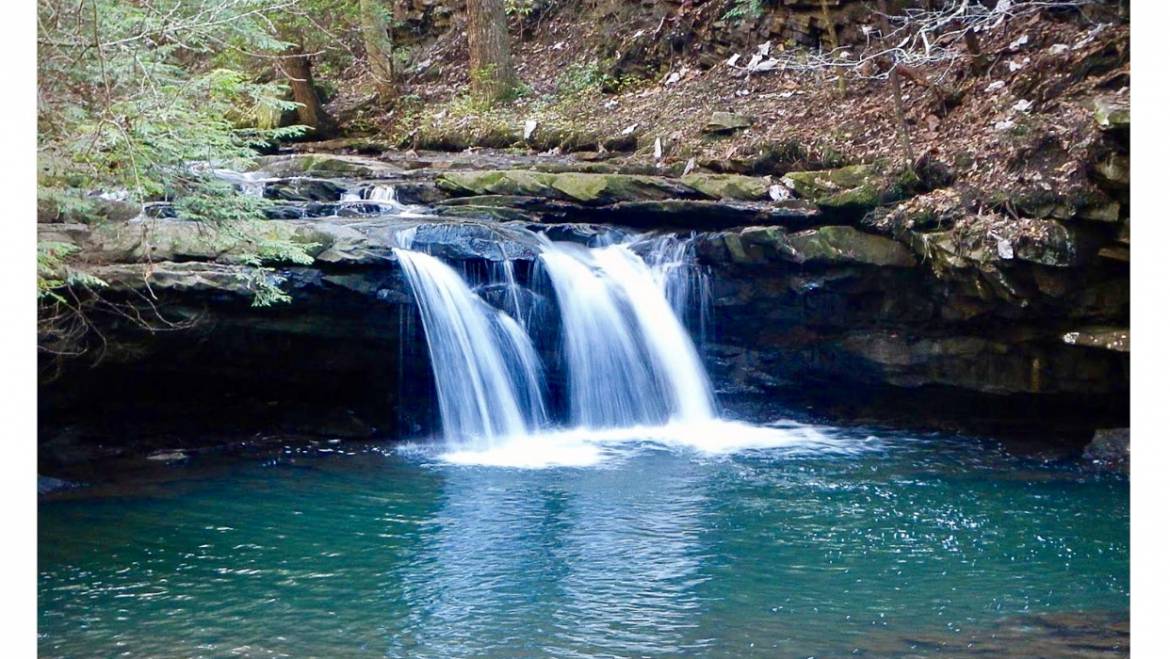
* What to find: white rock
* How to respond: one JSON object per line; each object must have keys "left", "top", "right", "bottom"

{"left": 997, "top": 239, "right": 1015, "bottom": 260}
{"left": 768, "top": 184, "right": 792, "bottom": 201}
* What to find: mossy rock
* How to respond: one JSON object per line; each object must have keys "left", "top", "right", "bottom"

{"left": 787, "top": 226, "right": 917, "bottom": 267}
{"left": 783, "top": 164, "right": 877, "bottom": 197}
{"left": 1092, "top": 97, "right": 1130, "bottom": 131}
{"left": 434, "top": 205, "right": 537, "bottom": 223}
{"left": 436, "top": 170, "right": 695, "bottom": 205}
{"left": 781, "top": 164, "right": 908, "bottom": 215}
{"left": 436, "top": 171, "right": 564, "bottom": 199}
{"left": 550, "top": 172, "right": 695, "bottom": 205}
{"left": 681, "top": 173, "right": 771, "bottom": 201}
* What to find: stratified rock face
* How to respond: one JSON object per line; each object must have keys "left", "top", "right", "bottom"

{"left": 39, "top": 152, "right": 1129, "bottom": 447}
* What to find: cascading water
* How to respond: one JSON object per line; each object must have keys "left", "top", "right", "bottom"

{"left": 393, "top": 248, "right": 547, "bottom": 447}
{"left": 538, "top": 240, "right": 716, "bottom": 428}
{"left": 395, "top": 231, "right": 840, "bottom": 467}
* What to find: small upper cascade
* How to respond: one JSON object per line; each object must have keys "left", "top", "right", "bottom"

{"left": 394, "top": 248, "right": 547, "bottom": 447}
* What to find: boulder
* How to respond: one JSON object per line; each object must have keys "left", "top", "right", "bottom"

{"left": 702, "top": 112, "right": 753, "bottom": 134}
{"left": 1083, "top": 428, "right": 1129, "bottom": 474}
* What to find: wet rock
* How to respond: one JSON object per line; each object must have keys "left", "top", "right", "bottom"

{"left": 702, "top": 111, "right": 753, "bottom": 134}
{"left": 1062, "top": 326, "right": 1129, "bottom": 352}
{"left": 38, "top": 475, "right": 79, "bottom": 495}
{"left": 264, "top": 178, "right": 347, "bottom": 202}
{"left": 531, "top": 223, "right": 627, "bottom": 246}
{"left": 408, "top": 223, "right": 540, "bottom": 261}
{"left": 392, "top": 181, "right": 448, "bottom": 205}
{"left": 1084, "top": 427, "right": 1129, "bottom": 473}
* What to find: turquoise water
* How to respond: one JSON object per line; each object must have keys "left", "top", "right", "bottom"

{"left": 38, "top": 424, "right": 1128, "bottom": 657}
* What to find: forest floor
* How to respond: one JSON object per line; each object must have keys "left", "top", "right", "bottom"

{"left": 322, "top": 5, "right": 1128, "bottom": 228}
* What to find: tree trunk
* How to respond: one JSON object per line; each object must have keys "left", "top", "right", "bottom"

{"left": 359, "top": 0, "right": 396, "bottom": 104}
{"left": 280, "top": 46, "right": 337, "bottom": 138}
{"left": 877, "top": 0, "right": 914, "bottom": 171}
{"left": 467, "top": 0, "right": 515, "bottom": 101}
{"left": 888, "top": 68, "right": 915, "bottom": 170}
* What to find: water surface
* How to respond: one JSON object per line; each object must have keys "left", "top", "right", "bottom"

{"left": 39, "top": 424, "right": 1128, "bottom": 657}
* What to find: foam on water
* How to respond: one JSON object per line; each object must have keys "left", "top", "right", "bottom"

{"left": 437, "top": 419, "right": 878, "bottom": 469}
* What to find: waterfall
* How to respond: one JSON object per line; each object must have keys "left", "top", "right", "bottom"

{"left": 394, "top": 248, "right": 547, "bottom": 447}
{"left": 538, "top": 239, "right": 716, "bottom": 428}
{"left": 395, "top": 231, "right": 717, "bottom": 450}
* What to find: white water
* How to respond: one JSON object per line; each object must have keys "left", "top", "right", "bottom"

{"left": 538, "top": 240, "right": 716, "bottom": 428}
{"left": 394, "top": 233, "right": 839, "bottom": 468}
{"left": 394, "top": 249, "right": 547, "bottom": 447}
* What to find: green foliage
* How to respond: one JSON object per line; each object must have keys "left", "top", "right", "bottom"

{"left": 556, "top": 60, "right": 639, "bottom": 97}
{"left": 37, "top": 0, "right": 311, "bottom": 310}
{"left": 722, "top": 0, "right": 765, "bottom": 21}
{"left": 505, "top": 0, "right": 541, "bottom": 17}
